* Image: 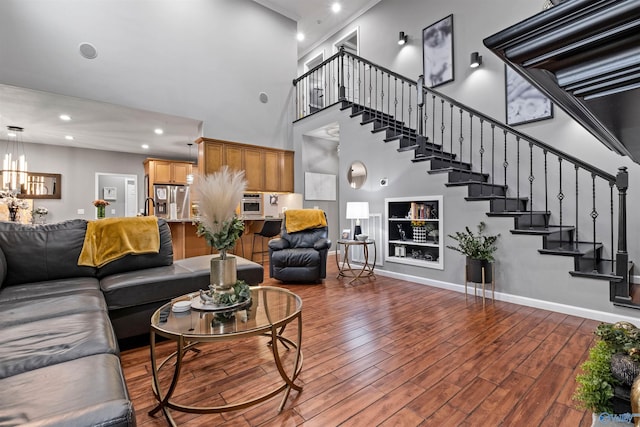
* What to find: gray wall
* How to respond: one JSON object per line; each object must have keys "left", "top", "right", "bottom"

{"left": 21, "top": 142, "right": 147, "bottom": 222}
{"left": 0, "top": 0, "right": 297, "bottom": 151}
{"left": 294, "top": 0, "right": 640, "bottom": 321}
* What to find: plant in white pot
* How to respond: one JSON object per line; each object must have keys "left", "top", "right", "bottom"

{"left": 446, "top": 221, "right": 499, "bottom": 283}
{"left": 192, "top": 166, "right": 247, "bottom": 299}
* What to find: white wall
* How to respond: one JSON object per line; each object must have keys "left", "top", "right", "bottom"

{"left": 0, "top": 0, "right": 297, "bottom": 150}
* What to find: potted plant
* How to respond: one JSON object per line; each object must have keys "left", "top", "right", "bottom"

{"left": 447, "top": 221, "right": 499, "bottom": 283}
{"left": 192, "top": 166, "right": 247, "bottom": 297}
{"left": 574, "top": 322, "right": 640, "bottom": 426}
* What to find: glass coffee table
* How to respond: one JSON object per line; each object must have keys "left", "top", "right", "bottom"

{"left": 148, "top": 286, "right": 303, "bottom": 425}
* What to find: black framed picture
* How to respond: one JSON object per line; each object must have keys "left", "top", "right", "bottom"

{"left": 505, "top": 65, "right": 553, "bottom": 125}
{"left": 422, "top": 14, "right": 454, "bottom": 88}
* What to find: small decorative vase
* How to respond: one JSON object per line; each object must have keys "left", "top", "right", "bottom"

{"left": 8, "top": 207, "right": 19, "bottom": 222}
{"left": 96, "top": 205, "right": 105, "bottom": 219}
{"left": 413, "top": 226, "right": 427, "bottom": 243}
{"left": 210, "top": 255, "right": 237, "bottom": 296}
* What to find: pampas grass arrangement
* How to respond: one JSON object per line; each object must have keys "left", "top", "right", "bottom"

{"left": 192, "top": 166, "right": 247, "bottom": 259}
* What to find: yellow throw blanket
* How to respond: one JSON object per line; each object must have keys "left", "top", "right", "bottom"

{"left": 78, "top": 216, "right": 160, "bottom": 268}
{"left": 285, "top": 209, "right": 327, "bottom": 233}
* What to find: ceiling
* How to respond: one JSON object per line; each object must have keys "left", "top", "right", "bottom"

{"left": 0, "top": 1, "right": 373, "bottom": 159}
{"left": 252, "top": 0, "right": 379, "bottom": 56}
{"left": 0, "top": 84, "right": 203, "bottom": 160}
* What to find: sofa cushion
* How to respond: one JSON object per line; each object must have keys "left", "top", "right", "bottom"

{"left": 0, "top": 219, "right": 96, "bottom": 286}
{"left": 0, "top": 311, "right": 118, "bottom": 379}
{"left": 0, "top": 289, "right": 107, "bottom": 327}
{"left": 0, "top": 353, "right": 134, "bottom": 427}
{"left": 96, "top": 217, "right": 173, "bottom": 279}
{"left": 100, "top": 255, "right": 264, "bottom": 312}
{"left": 0, "top": 277, "right": 100, "bottom": 303}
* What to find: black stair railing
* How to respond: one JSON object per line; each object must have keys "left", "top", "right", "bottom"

{"left": 293, "top": 49, "right": 630, "bottom": 302}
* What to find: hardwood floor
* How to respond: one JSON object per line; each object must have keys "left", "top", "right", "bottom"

{"left": 120, "top": 261, "right": 599, "bottom": 426}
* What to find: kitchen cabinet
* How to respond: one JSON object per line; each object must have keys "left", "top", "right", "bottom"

{"left": 144, "top": 159, "right": 193, "bottom": 185}
{"left": 196, "top": 138, "right": 293, "bottom": 192}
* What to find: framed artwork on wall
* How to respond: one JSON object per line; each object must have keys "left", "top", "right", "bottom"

{"left": 422, "top": 14, "right": 454, "bottom": 88}
{"left": 103, "top": 186, "right": 117, "bottom": 201}
{"left": 505, "top": 65, "right": 553, "bottom": 125}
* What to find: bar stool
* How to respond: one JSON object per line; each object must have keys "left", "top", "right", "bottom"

{"left": 252, "top": 219, "right": 282, "bottom": 265}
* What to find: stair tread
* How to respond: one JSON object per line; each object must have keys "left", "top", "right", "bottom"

{"left": 445, "top": 181, "right": 505, "bottom": 189}
{"left": 510, "top": 225, "right": 575, "bottom": 235}
{"left": 428, "top": 167, "right": 489, "bottom": 177}
{"left": 465, "top": 195, "right": 528, "bottom": 202}
{"left": 539, "top": 242, "right": 603, "bottom": 256}
{"left": 570, "top": 260, "right": 622, "bottom": 281}
{"left": 487, "top": 210, "right": 550, "bottom": 217}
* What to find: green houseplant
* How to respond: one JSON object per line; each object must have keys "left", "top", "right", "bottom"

{"left": 574, "top": 322, "right": 640, "bottom": 422}
{"left": 447, "top": 221, "right": 499, "bottom": 283}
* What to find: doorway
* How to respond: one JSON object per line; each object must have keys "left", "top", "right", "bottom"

{"left": 305, "top": 52, "right": 325, "bottom": 112}
{"left": 334, "top": 28, "right": 360, "bottom": 103}
{"left": 95, "top": 173, "right": 138, "bottom": 219}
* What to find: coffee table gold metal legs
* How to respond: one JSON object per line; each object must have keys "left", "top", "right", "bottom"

{"left": 148, "top": 316, "right": 303, "bottom": 425}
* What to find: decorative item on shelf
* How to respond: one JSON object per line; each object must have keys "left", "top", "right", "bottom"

{"left": 447, "top": 221, "right": 499, "bottom": 283}
{"left": 397, "top": 223, "right": 407, "bottom": 241}
{"left": 1, "top": 190, "right": 29, "bottom": 222}
{"left": 411, "top": 220, "right": 430, "bottom": 243}
{"left": 191, "top": 165, "right": 247, "bottom": 296}
{"left": 32, "top": 206, "right": 48, "bottom": 224}
{"left": 93, "top": 199, "right": 110, "bottom": 219}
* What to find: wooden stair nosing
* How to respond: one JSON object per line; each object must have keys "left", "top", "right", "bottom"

{"left": 465, "top": 195, "right": 529, "bottom": 202}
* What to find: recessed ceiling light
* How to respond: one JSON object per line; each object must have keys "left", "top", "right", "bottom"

{"left": 331, "top": 2, "right": 341, "bottom": 13}
{"left": 142, "top": 144, "right": 149, "bottom": 149}
{"left": 65, "top": 135, "right": 74, "bottom": 140}
{"left": 154, "top": 128, "right": 164, "bottom": 135}
{"left": 59, "top": 114, "right": 71, "bottom": 121}
{"left": 296, "top": 32, "right": 305, "bottom": 42}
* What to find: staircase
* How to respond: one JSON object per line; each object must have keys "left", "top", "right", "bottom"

{"left": 293, "top": 48, "right": 635, "bottom": 309}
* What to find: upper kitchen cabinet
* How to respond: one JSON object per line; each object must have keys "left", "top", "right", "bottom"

{"left": 144, "top": 159, "right": 194, "bottom": 185}
{"left": 196, "top": 138, "right": 294, "bottom": 193}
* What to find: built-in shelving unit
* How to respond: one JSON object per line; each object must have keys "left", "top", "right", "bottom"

{"left": 385, "top": 196, "right": 443, "bottom": 269}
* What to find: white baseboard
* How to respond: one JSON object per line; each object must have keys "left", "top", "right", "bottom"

{"left": 373, "top": 268, "right": 640, "bottom": 325}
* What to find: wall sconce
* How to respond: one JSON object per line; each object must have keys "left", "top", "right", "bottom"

{"left": 398, "top": 31, "right": 407, "bottom": 46}
{"left": 470, "top": 52, "right": 483, "bottom": 68}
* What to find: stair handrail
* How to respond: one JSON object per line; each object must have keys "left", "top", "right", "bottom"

{"left": 292, "top": 48, "right": 629, "bottom": 300}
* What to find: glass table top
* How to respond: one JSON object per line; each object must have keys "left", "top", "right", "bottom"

{"left": 151, "top": 286, "right": 302, "bottom": 338}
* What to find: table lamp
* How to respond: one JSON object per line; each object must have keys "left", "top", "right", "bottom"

{"left": 346, "top": 201, "right": 369, "bottom": 238}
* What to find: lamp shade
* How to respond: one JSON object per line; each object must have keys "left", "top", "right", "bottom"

{"left": 346, "top": 202, "right": 369, "bottom": 220}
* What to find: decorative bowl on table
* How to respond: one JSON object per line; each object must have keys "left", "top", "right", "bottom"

{"left": 355, "top": 234, "right": 368, "bottom": 241}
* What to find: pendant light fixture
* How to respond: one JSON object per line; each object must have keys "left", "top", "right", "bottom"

{"left": 2, "top": 126, "right": 28, "bottom": 194}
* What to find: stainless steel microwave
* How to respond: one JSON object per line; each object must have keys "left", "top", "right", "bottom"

{"left": 241, "top": 193, "right": 262, "bottom": 216}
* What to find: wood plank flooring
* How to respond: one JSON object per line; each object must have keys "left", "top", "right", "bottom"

{"left": 120, "top": 261, "right": 599, "bottom": 426}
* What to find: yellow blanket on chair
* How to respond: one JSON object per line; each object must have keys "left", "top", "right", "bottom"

{"left": 285, "top": 209, "right": 327, "bottom": 233}
{"left": 78, "top": 216, "right": 160, "bottom": 267}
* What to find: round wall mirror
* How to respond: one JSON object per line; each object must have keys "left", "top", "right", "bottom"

{"left": 347, "top": 161, "right": 367, "bottom": 189}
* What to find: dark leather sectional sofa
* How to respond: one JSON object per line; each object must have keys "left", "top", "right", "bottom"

{"left": 0, "top": 218, "right": 263, "bottom": 426}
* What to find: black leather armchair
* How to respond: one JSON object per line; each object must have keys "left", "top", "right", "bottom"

{"left": 268, "top": 211, "right": 331, "bottom": 283}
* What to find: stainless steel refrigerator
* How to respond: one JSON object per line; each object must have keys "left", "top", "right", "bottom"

{"left": 153, "top": 184, "right": 190, "bottom": 220}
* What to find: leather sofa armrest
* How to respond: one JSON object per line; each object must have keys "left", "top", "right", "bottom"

{"left": 314, "top": 238, "right": 331, "bottom": 251}
{"left": 268, "top": 238, "right": 290, "bottom": 251}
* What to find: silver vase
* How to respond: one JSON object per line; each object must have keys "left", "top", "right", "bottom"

{"left": 210, "top": 255, "right": 237, "bottom": 295}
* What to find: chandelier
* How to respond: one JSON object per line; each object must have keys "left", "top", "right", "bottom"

{"left": 2, "top": 126, "right": 28, "bottom": 194}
